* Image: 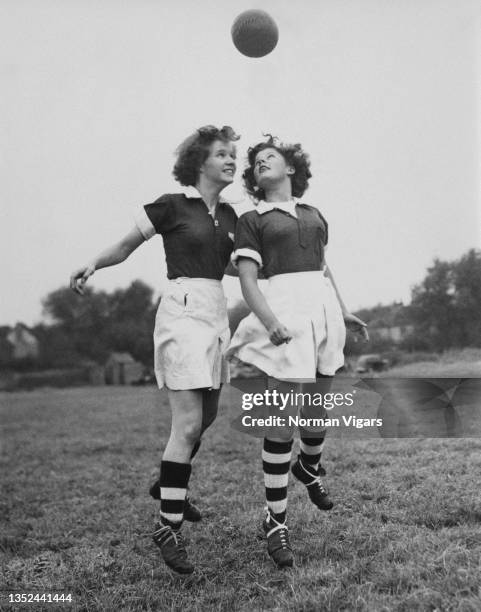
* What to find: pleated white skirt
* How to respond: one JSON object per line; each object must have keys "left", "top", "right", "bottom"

{"left": 226, "top": 271, "right": 346, "bottom": 380}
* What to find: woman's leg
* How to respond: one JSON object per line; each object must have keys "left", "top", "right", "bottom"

{"left": 262, "top": 380, "right": 295, "bottom": 568}
{"left": 179, "top": 387, "right": 221, "bottom": 521}
{"left": 160, "top": 389, "right": 203, "bottom": 512}
{"left": 149, "top": 387, "right": 220, "bottom": 499}
{"left": 201, "top": 387, "right": 221, "bottom": 433}
{"left": 153, "top": 389, "right": 203, "bottom": 574}
{"left": 291, "top": 376, "right": 333, "bottom": 510}
{"left": 189, "top": 386, "right": 221, "bottom": 459}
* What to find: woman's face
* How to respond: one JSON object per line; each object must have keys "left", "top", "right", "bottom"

{"left": 199, "top": 139, "right": 237, "bottom": 186}
{"left": 253, "top": 147, "right": 293, "bottom": 188}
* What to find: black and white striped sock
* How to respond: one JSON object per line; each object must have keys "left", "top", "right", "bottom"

{"left": 299, "top": 434, "right": 325, "bottom": 474}
{"left": 262, "top": 438, "right": 293, "bottom": 525}
{"left": 159, "top": 461, "right": 191, "bottom": 529}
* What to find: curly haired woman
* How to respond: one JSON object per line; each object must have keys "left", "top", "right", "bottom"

{"left": 71, "top": 125, "right": 240, "bottom": 574}
{"left": 227, "top": 135, "right": 368, "bottom": 568}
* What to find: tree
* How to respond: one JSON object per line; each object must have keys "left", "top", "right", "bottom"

{"left": 40, "top": 280, "right": 157, "bottom": 366}
{"left": 105, "top": 281, "right": 156, "bottom": 365}
{"left": 33, "top": 323, "right": 82, "bottom": 368}
{"left": 410, "top": 249, "right": 481, "bottom": 351}
{"left": 451, "top": 249, "right": 481, "bottom": 346}
{"left": 42, "top": 286, "right": 112, "bottom": 363}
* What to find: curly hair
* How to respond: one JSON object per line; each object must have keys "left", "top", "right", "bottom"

{"left": 242, "top": 135, "right": 312, "bottom": 200}
{"left": 172, "top": 125, "right": 240, "bottom": 187}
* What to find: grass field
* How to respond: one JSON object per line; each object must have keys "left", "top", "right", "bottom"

{"left": 386, "top": 349, "right": 481, "bottom": 378}
{"left": 1, "top": 367, "right": 481, "bottom": 611}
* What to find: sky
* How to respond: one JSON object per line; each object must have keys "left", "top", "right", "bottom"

{"left": 1, "top": 0, "right": 480, "bottom": 327}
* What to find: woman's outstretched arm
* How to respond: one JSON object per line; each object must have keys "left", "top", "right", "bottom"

{"left": 70, "top": 226, "right": 145, "bottom": 294}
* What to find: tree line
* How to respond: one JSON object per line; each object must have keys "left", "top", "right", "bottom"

{"left": 33, "top": 280, "right": 157, "bottom": 369}
{"left": 2, "top": 249, "right": 480, "bottom": 371}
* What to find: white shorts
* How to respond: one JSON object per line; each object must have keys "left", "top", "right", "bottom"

{"left": 226, "top": 271, "right": 346, "bottom": 379}
{"left": 154, "top": 278, "right": 230, "bottom": 390}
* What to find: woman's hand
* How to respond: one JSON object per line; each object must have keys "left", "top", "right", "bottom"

{"left": 267, "top": 321, "right": 292, "bottom": 346}
{"left": 70, "top": 264, "right": 95, "bottom": 295}
{"left": 343, "top": 313, "right": 369, "bottom": 341}
{"left": 238, "top": 259, "right": 292, "bottom": 346}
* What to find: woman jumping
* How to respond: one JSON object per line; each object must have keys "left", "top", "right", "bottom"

{"left": 227, "top": 135, "right": 368, "bottom": 568}
{"left": 70, "top": 125, "right": 240, "bottom": 574}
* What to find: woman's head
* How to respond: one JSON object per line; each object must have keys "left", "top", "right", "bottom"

{"left": 243, "top": 135, "right": 312, "bottom": 200}
{"left": 173, "top": 125, "right": 240, "bottom": 187}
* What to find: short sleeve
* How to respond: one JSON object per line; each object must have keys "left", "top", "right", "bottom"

{"left": 134, "top": 194, "right": 177, "bottom": 240}
{"left": 317, "top": 210, "right": 328, "bottom": 246}
{"left": 231, "top": 212, "right": 263, "bottom": 268}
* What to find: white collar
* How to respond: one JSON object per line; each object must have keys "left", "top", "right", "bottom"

{"left": 255, "top": 198, "right": 299, "bottom": 216}
{"left": 184, "top": 186, "right": 228, "bottom": 204}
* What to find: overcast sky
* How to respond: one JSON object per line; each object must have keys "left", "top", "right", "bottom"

{"left": 1, "top": 0, "right": 480, "bottom": 326}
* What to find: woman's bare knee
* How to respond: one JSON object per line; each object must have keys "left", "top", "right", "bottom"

{"left": 180, "top": 420, "right": 202, "bottom": 444}
{"left": 167, "top": 389, "right": 203, "bottom": 446}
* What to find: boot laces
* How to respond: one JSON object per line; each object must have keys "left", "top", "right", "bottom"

{"left": 265, "top": 509, "right": 290, "bottom": 550}
{"left": 168, "top": 528, "right": 186, "bottom": 553}
{"left": 300, "top": 460, "right": 328, "bottom": 494}
{"left": 154, "top": 525, "right": 186, "bottom": 553}
{"left": 310, "top": 475, "right": 327, "bottom": 495}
